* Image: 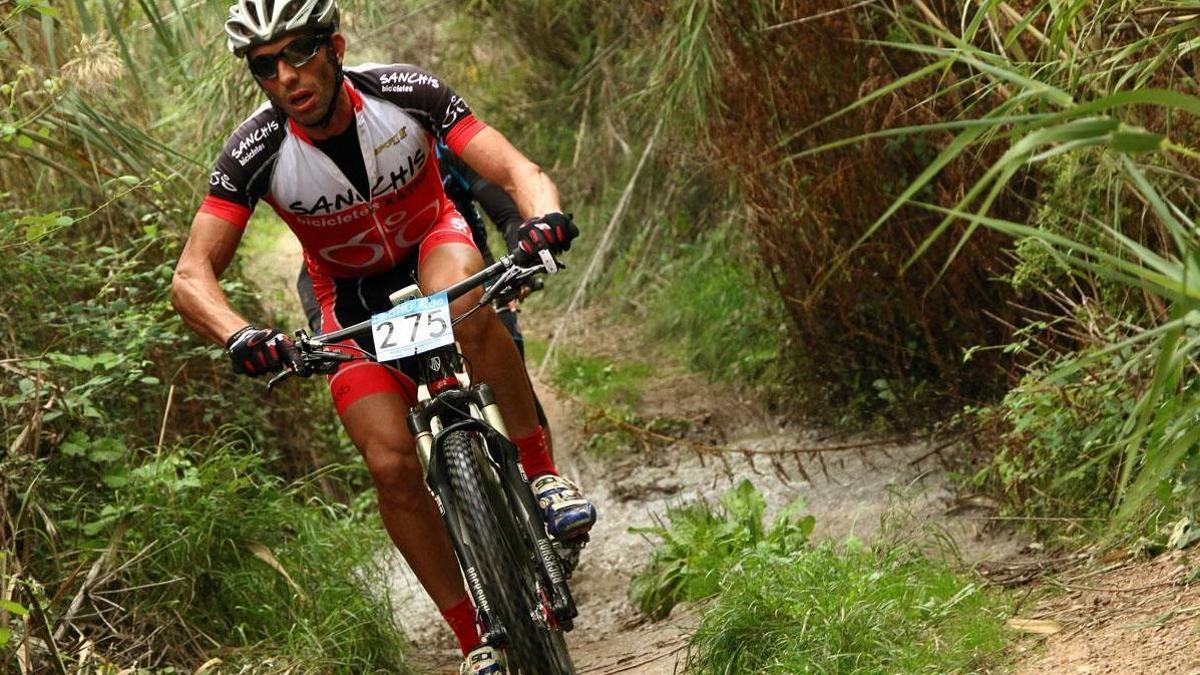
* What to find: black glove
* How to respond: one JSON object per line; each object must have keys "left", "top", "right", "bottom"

{"left": 507, "top": 212, "right": 578, "bottom": 266}
{"left": 226, "top": 325, "right": 296, "bottom": 377}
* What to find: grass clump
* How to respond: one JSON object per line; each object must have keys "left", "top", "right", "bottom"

{"left": 630, "top": 479, "right": 813, "bottom": 619}
{"left": 685, "top": 543, "right": 1009, "bottom": 674}
{"left": 631, "top": 481, "right": 1011, "bottom": 673}
{"left": 114, "top": 435, "right": 407, "bottom": 672}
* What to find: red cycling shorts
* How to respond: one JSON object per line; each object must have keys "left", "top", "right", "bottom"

{"left": 306, "top": 206, "right": 477, "bottom": 415}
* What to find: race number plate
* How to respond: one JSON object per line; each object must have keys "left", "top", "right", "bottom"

{"left": 371, "top": 292, "right": 454, "bottom": 361}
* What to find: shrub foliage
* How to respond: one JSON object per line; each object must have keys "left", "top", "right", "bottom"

{"left": 1, "top": 1, "right": 405, "bottom": 670}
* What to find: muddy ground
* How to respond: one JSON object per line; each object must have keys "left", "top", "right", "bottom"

{"left": 244, "top": 234, "right": 1200, "bottom": 673}
{"left": 390, "top": 313, "right": 1025, "bottom": 674}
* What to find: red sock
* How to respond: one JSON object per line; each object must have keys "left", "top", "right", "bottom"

{"left": 440, "top": 595, "right": 481, "bottom": 656}
{"left": 513, "top": 426, "right": 557, "bottom": 479}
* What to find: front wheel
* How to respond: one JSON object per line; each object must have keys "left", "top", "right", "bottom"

{"left": 443, "top": 430, "right": 575, "bottom": 675}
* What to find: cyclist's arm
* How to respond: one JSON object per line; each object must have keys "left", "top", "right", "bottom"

{"left": 471, "top": 180, "right": 524, "bottom": 234}
{"left": 442, "top": 147, "right": 523, "bottom": 233}
{"left": 171, "top": 211, "right": 251, "bottom": 346}
{"left": 458, "top": 127, "right": 561, "bottom": 219}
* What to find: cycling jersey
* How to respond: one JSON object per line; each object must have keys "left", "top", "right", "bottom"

{"left": 201, "top": 63, "right": 486, "bottom": 279}
{"left": 203, "top": 63, "right": 490, "bottom": 412}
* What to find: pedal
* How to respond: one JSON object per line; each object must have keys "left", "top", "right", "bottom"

{"left": 553, "top": 534, "right": 588, "bottom": 579}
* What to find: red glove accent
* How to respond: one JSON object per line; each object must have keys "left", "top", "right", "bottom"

{"left": 226, "top": 326, "right": 295, "bottom": 377}
{"left": 509, "top": 212, "right": 578, "bottom": 266}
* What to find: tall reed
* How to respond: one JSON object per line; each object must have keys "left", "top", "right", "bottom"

{"left": 816, "top": 1, "right": 1200, "bottom": 525}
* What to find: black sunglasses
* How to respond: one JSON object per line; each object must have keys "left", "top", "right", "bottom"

{"left": 247, "top": 34, "right": 330, "bottom": 80}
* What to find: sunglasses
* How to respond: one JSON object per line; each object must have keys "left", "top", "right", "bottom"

{"left": 247, "top": 34, "right": 329, "bottom": 80}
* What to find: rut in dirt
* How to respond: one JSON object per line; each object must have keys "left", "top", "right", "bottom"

{"left": 390, "top": 342, "right": 1024, "bottom": 674}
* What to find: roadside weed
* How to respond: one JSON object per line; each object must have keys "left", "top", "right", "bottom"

{"left": 630, "top": 481, "right": 1010, "bottom": 673}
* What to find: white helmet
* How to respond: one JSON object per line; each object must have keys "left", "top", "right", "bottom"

{"left": 225, "top": 0, "right": 339, "bottom": 57}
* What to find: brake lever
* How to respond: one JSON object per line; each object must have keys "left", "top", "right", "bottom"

{"left": 266, "top": 368, "right": 295, "bottom": 391}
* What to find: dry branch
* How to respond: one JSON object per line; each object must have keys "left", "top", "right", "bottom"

{"left": 53, "top": 521, "right": 128, "bottom": 642}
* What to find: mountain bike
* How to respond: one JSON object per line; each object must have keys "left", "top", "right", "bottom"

{"left": 268, "top": 251, "right": 580, "bottom": 674}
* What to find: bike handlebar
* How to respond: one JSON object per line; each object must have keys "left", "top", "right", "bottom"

{"left": 266, "top": 251, "right": 560, "bottom": 390}
{"left": 314, "top": 252, "right": 524, "bottom": 345}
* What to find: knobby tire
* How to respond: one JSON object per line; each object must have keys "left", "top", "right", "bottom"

{"left": 443, "top": 430, "right": 575, "bottom": 675}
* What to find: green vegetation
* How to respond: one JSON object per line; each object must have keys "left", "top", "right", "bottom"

{"left": 551, "top": 351, "right": 652, "bottom": 411}
{"left": 60, "top": 432, "right": 403, "bottom": 671}
{"left": 630, "top": 480, "right": 815, "bottom": 619}
{"left": 444, "top": 3, "right": 799, "bottom": 404}
{"left": 457, "top": 1, "right": 1019, "bottom": 423}
{"left": 645, "top": 228, "right": 787, "bottom": 393}
{"left": 631, "top": 481, "right": 1011, "bottom": 673}
{"left": 6, "top": 0, "right": 1200, "bottom": 667}
{"left": 1, "top": 1, "right": 404, "bottom": 670}
{"left": 828, "top": 2, "right": 1200, "bottom": 536}
{"left": 467, "top": 1, "right": 1200, "bottom": 539}
{"left": 543, "top": 347, "right": 662, "bottom": 458}
{"left": 685, "top": 543, "right": 1009, "bottom": 674}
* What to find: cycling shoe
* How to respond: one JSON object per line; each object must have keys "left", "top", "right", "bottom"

{"left": 531, "top": 474, "right": 597, "bottom": 540}
{"left": 460, "top": 644, "right": 504, "bottom": 674}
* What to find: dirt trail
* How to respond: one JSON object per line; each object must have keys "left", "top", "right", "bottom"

{"left": 240, "top": 218, "right": 1200, "bottom": 675}
{"left": 392, "top": 314, "right": 1025, "bottom": 673}
{"left": 995, "top": 550, "right": 1200, "bottom": 674}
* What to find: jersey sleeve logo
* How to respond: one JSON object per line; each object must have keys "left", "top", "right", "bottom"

{"left": 379, "top": 70, "right": 441, "bottom": 93}
{"left": 209, "top": 169, "right": 238, "bottom": 192}
{"left": 232, "top": 119, "right": 281, "bottom": 166}
{"left": 443, "top": 95, "right": 469, "bottom": 132}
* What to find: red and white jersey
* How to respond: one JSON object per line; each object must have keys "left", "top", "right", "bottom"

{"left": 200, "top": 64, "right": 486, "bottom": 278}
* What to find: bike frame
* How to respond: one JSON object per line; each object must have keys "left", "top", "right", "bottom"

{"left": 280, "top": 254, "right": 579, "bottom": 649}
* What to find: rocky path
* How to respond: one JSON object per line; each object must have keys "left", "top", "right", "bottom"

{"left": 242, "top": 199, "right": 1200, "bottom": 675}
{"left": 391, "top": 315, "right": 1025, "bottom": 674}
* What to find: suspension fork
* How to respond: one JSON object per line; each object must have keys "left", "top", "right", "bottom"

{"left": 472, "top": 384, "right": 578, "bottom": 628}
{"left": 408, "top": 386, "right": 579, "bottom": 632}
{"left": 409, "top": 407, "right": 507, "bottom": 648}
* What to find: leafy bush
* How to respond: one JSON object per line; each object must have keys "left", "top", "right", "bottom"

{"left": 0, "top": 1, "right": 401, "bottom": 669}
{"left": 975, "top": 354, "right": 1135, "bottom": 528}
{"left": 630, "top": 481, "right": 1010, "bottom": 673}
{"left": 4, "top": 430, "right": 408, "bottom": 672}
{"left": 629, "top": 480, "right": 816, "bottom": 619}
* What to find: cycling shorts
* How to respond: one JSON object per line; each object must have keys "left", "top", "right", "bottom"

{"left": 309, "top": 207, "right": 477, "bottom": 414}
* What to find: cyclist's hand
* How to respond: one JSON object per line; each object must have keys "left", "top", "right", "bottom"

{"left": 225, "top": 325, "right": 296, "bottom": 377}
{"left": 508, "top": 212, "right": 578, "bottom": 266}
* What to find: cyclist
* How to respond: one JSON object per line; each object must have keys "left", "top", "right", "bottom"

{"left": 296, "top": 142, "right": 553, "bottom": 439}
{"left": 169, "top": 2, "right": 596, "bottom": 672}
{"left": 296, "top": 141, "right": 531, "bottom": 351}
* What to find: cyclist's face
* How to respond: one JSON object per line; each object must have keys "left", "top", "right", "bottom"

{"left": 248, "top": 32, "right": 346, "bottom": 128}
